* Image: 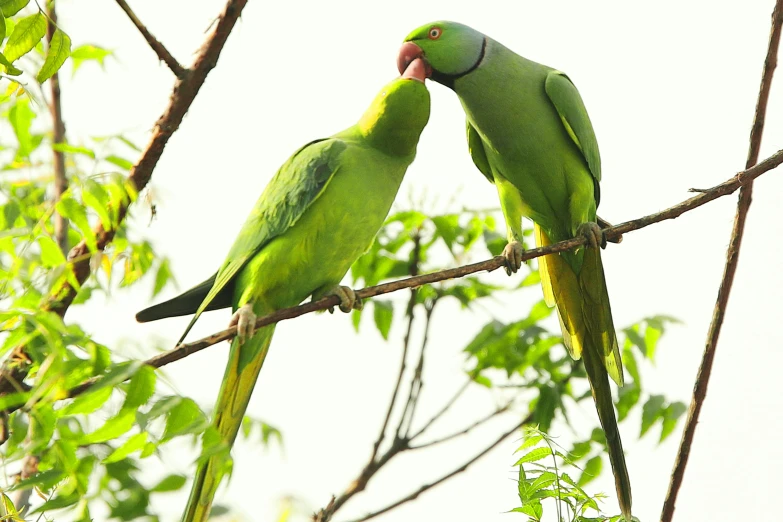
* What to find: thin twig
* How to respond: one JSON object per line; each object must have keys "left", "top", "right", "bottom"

{"left": 47, "top": 3, "right": 68, "bottom": 254}
{"left": 660, "top": 3, "right": 783, "bottom": 522}
{"left": 371, "top": 232, "right": 421, "bottom": 462}
{"left": 114, "top": 0, "right": 187, "bottom": 78}
{"left": 409, "top": 401, "right": 513, "bottom": 450}
{"left": 409, "top": 379, "right": 470, "bottom": 440}
{"left": 346, "top": 414, "right": 533, "bottom": 522}
{"left": 0, "top": 0, "right": 249, "bottom": 398}
{"left": 399, "top": 301, "right": 436, "bottom": 438}
{"left": 38, "top": 146, "right": 783, "bottom": 405}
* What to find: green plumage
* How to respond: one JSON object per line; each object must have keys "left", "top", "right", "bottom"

{"left": 403, "top": 21, "right": 632, "bottom": 520}
{"left": 137, "top": 76, "right": 430, "bottom": 522}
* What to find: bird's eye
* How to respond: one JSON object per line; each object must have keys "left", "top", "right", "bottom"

{"left": 428, "top": 27, "right": 442, "bottom": 40}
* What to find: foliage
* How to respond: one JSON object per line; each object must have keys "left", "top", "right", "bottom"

{"left": 0, "top": 4, "right": 685, "bottom": 521}
{"left": 0, "top": 6, "right": 280, "bottom": 520}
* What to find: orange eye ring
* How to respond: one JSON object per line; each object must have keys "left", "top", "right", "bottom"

{"left": 428, "top": 27, "right": 442, "bottom": 40}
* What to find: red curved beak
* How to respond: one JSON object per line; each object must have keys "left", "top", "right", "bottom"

{"left": 397, "top": 42, "right": 431, "bottom": 79}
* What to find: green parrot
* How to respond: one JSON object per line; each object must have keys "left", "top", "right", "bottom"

{"left": 397, "top": 22, "right": 632, "bottom": 520}
{"left": 136, "top": 59, "right": 431, "bottom": 522}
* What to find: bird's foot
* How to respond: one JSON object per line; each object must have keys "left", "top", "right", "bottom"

{"left": 596, "top": 215, "right": 622, "bottom": 244}
{"left": 325, "top": 285, "right": 362, "bottom": 314}
{"left": 502, "top": 240, "right": 525, "bottom": 275}
{"left": 229, "top": 303, "right": 257, "bottom": 345}
{"left": 577, "top": 221, "right": 606, "bottom": 249}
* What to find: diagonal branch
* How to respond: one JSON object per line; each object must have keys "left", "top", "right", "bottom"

{"left": 0, "top": 0, "right": 249, "bottom": 398}
{"left": 660, "top": 2, "right": 783, "bottom": 521}
{"left": 130, "top": 147, "right": 783, "bottom": 366}
{"left": 346, "top": 414, "right": 532, "bottom": 522}
{"left": 4, "top": 145, "right": 783, "bottom": 412}
{"left": 114, "top": 0, "right": 187, "bottom": 78}
{"left": 408, "top": 401, "right": 512, "bottom": 450}
{"left": 47, "top": 3, "right": 68, "bottom": 255}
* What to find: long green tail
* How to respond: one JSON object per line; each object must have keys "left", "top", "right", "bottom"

{"left": 182, "top": 324, "right": 275, "bottom": 522}
{"left": 536, "top": 225, "right": 632, "bottom": 520}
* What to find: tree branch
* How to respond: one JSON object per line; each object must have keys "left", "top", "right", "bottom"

{"left": 47, "top": 3, "right": 68, "bottom": 255}
{"left": 409, "top": 379, "right": 470, "bottom": 440}
{"left": 398, "top": 301, "right": 435, "bottom": 438}
{"left": 26, "top": 145, "right": 780, "bottom": 408}
{"left": 0, "top": 0, "right": 249, "bottom": 398}
{"left": 114, "top": 0, "right": 187, "bottom": 78}
{"left": 408, "top": 401, "right": 512, "bottom": 450}
{"left": 119, "top": 147, "right": 783, "bottom": 370}
{"left": 660, "top": 2, "right": 783, "bottom": 521}
{"left": 346, "top": 414, "right": 532, "bottom": 522}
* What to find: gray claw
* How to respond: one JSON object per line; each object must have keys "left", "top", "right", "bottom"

{"left": 577, "top": 222, "right": 605, "bottom": 249}
{"left": 229, "top": 303, "right": 257, "bottom": 345}
{"left": 326, "top": 285, "right": 361, "bottom": 314}
{"left": 502, "top": 241, "right": 524, "bottom": 275}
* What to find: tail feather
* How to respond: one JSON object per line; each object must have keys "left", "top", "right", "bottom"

{"left": 534, "top": 224, "right": 631, "bottom": 520}
{"left": 182, "top": 324, "right": 275, "bottom": 522}
{"left": 135, "top": 273, "right": 234, "bottom": 323}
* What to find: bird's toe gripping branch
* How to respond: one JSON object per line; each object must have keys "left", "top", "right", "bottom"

{"left": 325, "top": 285, "right": 362, "bottom": 314}
{"left": 229, "top": 303, "right": 257, "bottom": 345}
{"left": 502, "top": 240, "right": 525, "bottom": 275}
{"left": 577, "top": 221, "right": 606, "bottom": 249}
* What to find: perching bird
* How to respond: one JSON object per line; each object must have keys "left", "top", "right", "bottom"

{"left": 136, "top": 60, "right": 431, "bottom": 522}
{"left": 397, "top": 22, "right": 632, "bottom": 520}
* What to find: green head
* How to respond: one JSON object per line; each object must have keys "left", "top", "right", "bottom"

{"left": 398, "top": 21, "right": 486, "bottom": 89}
{"left": 358, "top": 60, "right": 431, "bottom": 157}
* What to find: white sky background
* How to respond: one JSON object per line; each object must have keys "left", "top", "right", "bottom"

{"left": 51, "top": 0, "right": 783, "bottom": 521}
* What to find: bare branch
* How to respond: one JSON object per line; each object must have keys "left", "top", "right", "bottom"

{"left": 114, "top": 0, "right": 187, "bottom": 78}
{"left": 409, "top": 379, "right": 470, "bottom": 440}
{"left": 399, "top": 301, "right": 436, "bottom": 438}
{"left": 47, "top": 4, "right": 68, "bottom": 254}
{"left": 660, "top": 3, "right": 783, "bottom": 521}
{"left": 409, "top": 401, "right": 512, "bottom": 450}
{"left": 347, "top": 414, "right": 532, "bottom": 522}
{"left": 0, "top": 0, "right": 249, "bottom": 398}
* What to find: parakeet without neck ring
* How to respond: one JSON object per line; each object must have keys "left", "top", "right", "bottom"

{"left": 136, "top": 58, "right": 431, "bottom": 522}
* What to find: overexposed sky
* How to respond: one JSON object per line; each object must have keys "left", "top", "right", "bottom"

{"left": 55, "top": 1, "right": 783, "bottom": 521}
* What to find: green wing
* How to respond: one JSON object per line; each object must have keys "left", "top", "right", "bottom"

{"left": 177, "top": 138, "right": 347, "bottom": 344}
{"left": 544, "top": 71, "right": 602, "bottom": 203}
{"left": 466, "top": 120, "right": 495, "bottom": 184}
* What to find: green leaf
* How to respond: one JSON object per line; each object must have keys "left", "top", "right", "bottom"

{"left": 57, "top": 195, "right": 96, "bottom": 251}
{"left": 103, "top": 432, "right": 148, "bottom": 463}
{"left": 52, "top": 142, "right": 96, "bottom": 158}
{"left": 37, "top": 234, "right": 66, "bottom": 267}
{"left": 70, "top": 44, "right": 111, "bottom": 76}
{"left": 514, "top": 446, "right": 552, "bottom": 465}
{"left": 578, "top": 455, "right": 603, "bottom": 486}
{"left": 11, "top": 468, "right": 66, "bottom": 491}
{"left": 616, "top": 381, "right": 640, "bottom": 422}
{"left": 0, "top": 0, "right": 29, "bottom": 17}
{"left": 124, "top": 365, "right": 156, "bottom": 409}
{"left": 640, "top": 394, "right": 666, "bottom": 437}
{"left": 37, "top": 28, "right": 71, "bottom": 83}
{"left": 105, "top": 154, "right": 133, "bottom": 171}
{"left": 78, "top": 408, "right": 135, "bottom": 445}
{"left": 660, "top": 402, "right": 687, "bottom": 442}
{"left": 8, "top": 97, "right": 33, "bottom": 156}
{"left": 59, "top": 385, "right": 112, "bottom": 416}
{"left": 153, "top": 258, "right": 173, "bottom": 297}
{"left": 82, "top": 179, "right": 111, "bottom": 229}
{"left": 151, "top": 474, "right": 186, "bottom": 493}
{"left": 3, "top": 13, "right": 46, "bottom": 62}
{"left": 372, "top": 300, "right": 393, "bottom": 340}
{"left": 0, "top": 51, "right": 21, "bottom": 75}
{"left": 162, "top": 398, "right": 207, "bottom": 441}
